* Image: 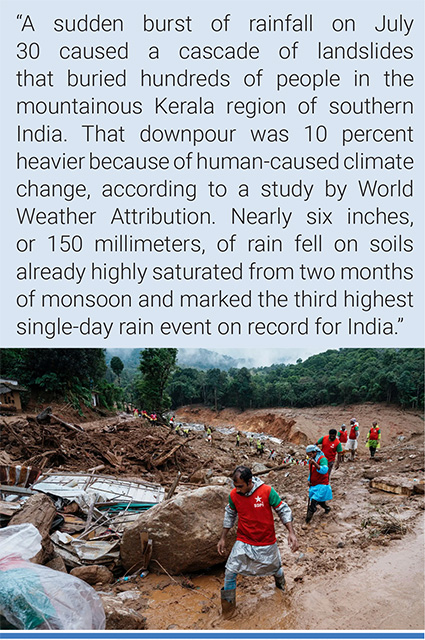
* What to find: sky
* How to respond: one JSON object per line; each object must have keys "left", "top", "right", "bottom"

{"left": 210, "top": 348, "right": 327, "bottom": 367}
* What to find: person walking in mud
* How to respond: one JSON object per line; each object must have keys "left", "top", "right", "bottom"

{"left": 316, "top": 429, "right": 343, "bottom": 478}
{"left": 347, "top": 418, "right": 359, "bottom": 461}
{"left": 365, "top": 421, "right": 381, "bottom": 458}
{"left": 305, "top": 444, "right": 333, "bottom": 523}
{"left": 235, "top": 432, "right": 240, "bottom": 447}
{"left": 217, "top": 465, "right": 298, "bottom": 617}
{"left": 337, "top": 424, "right": 348, "bottom": 461}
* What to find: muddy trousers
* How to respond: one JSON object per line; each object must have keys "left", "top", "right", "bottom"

{"left": 307, "top": 499, "right": 330, "bottom": 521}
{"left": 224, "top": 566, "right": 284, "bottom": 591}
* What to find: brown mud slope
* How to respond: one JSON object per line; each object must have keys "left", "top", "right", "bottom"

{"left": 177, "top": 403, "right": 423, "bottom": 443}
{"left": 2, "top": 402, "right": 424, "bottom": 630}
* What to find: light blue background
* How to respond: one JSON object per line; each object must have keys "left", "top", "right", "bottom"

{"left": 0, "top": 0, "right": 423, "bottom": 348}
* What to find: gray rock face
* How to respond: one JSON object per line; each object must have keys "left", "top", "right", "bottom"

{"left": 121, "top": 486, "right": 236, "bottom": 574}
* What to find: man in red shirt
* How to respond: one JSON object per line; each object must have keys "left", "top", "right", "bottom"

{"left": 347, "top": 418, "right": 360, "bottom": 461}
{"left": 337, "top": 424, "right": 348, "bottom": 462}
{"left": 217, "top": 466, "right": 298, "bottom": 617}
{"left": 316, "top": 429, "right": 343, "bottom": 477}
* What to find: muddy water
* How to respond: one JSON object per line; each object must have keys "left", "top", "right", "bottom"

{"left": 142, "top": 523, "right": 424, "bottom": 630}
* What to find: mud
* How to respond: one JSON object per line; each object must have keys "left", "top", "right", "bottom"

{"left": 2, "top": 402, "right": 424, "bottom": 630}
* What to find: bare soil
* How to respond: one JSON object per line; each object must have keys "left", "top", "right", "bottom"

{"left": 2, "top": 402, "right": 424, "bottom": 630}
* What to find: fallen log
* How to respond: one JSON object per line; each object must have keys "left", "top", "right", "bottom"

{"left": 151, "top": 437, "right": 195, "bottom": 467}
{"left": 50, "top": 413, "right": 84, "bottom": 432}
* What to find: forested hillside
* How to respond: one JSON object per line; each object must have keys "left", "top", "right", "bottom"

{"left": 1, "top": 348, "right": 423, "bottom": 412}
{"left": 168, "top": 349, "right": 424, "bottom": 410}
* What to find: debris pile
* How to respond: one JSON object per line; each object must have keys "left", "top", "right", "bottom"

{"left": 1, "top": 414, "right": 202, "bottom": 477}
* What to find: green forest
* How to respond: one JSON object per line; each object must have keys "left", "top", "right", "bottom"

{"left": 1, "top": 348, "right": 423, "bottom": 413}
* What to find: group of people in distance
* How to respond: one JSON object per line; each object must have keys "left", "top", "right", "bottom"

{"left": 217, "top": 418, "right": 381, "bottom": 617}
{"left": 132, "top": 408, "right": 158, "bottom": 422}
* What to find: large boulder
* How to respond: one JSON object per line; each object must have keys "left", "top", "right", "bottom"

{"left": 121, "top": 486, "right": 236, "bottom": 574}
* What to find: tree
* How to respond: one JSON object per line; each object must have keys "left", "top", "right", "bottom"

{"left": 136, "top": 348, "right": 178, "bottom": 413}
{"left": 229, "top": 367, "right": 253, "bottom": 411}
{"left": 168, "top": 367, "right": 204, "bottom": 407}
{"left": 205, "top": 368, "right": 228, "bottom": 411}
{"left": 110, "top": 356, "right": 124, "bottom": 384}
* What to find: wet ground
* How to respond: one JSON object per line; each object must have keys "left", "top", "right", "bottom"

{"left": 119, "top": 522, "right": 424, "bottom": 630}
{"left": 114, "top": 446, "right": 424, "bottom": 631}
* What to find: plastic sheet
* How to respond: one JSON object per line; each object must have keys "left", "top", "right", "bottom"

{"left": 0, "top": 524, "right": 105, "bottom": 630}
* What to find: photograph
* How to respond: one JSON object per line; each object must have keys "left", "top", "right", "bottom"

{"left": 0, "top": 346, "right": 424, "bottom": 631}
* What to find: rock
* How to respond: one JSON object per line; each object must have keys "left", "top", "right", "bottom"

{"left": 208, "top": 475, "right": 232, "bottom": 486}
{"left": 363, "top": 470, "right": 378, "bottom": 480}
{"left": 100, "top": 595, "right": 147, "bottom": 630}
{"left": 370, "top": 476, "right": 415, "bottom": 496}
{"left": 251, "top": 462, "right": 269, "bottom": 474}
{"left": 46, "top": 555, "right": 67, "bottom": 573}
{"left": 8, "top": 493, "right": 56, "bottom": 563}
{"left": 70, "top": 565, "right": 113, "bottom": 585}
{"left": 121, "top": 486, "right": 236, "bottom": 574}
{"left": 336, "top": 541, "right": 345, "bottom": 548}
{"left": 189, "top": 469, "right": 208, "bottom": 484}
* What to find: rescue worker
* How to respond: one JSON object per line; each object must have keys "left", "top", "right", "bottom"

{"left": 365, "top": 421, "right": 381, "bottom": 458}
{"left": 217, "top": 466, "right": 298, "bottom": 617}
{"left": 347, "top": 418, "right": 359, "bottom": 461}
{"left": 305, "top": 444, "right": 332, "bottom": 523}
{"left": 236, "top": 433, "right": 240, "bottom": 447}
{"left": 316, "top": 429, "right": 343, "bottom": 477}
{"left": 337, "top": 424, "right": 348, "bottom": 461}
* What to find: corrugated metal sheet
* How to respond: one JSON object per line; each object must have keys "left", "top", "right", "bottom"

{"left": 32, "top": 472, "right": 164, "bottom": 505}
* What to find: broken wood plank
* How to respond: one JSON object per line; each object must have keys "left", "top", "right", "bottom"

{"left": 370, "top": 476, "right": 415, "bottom": 496}
{"left": 152, "top": 437, "right": 195, "bottom": 467}
{"left": 166, "top": 472, "right": 182, "bottom": 500}
{"left": 49, "top": 413, "right": 84, "bottom": 432}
